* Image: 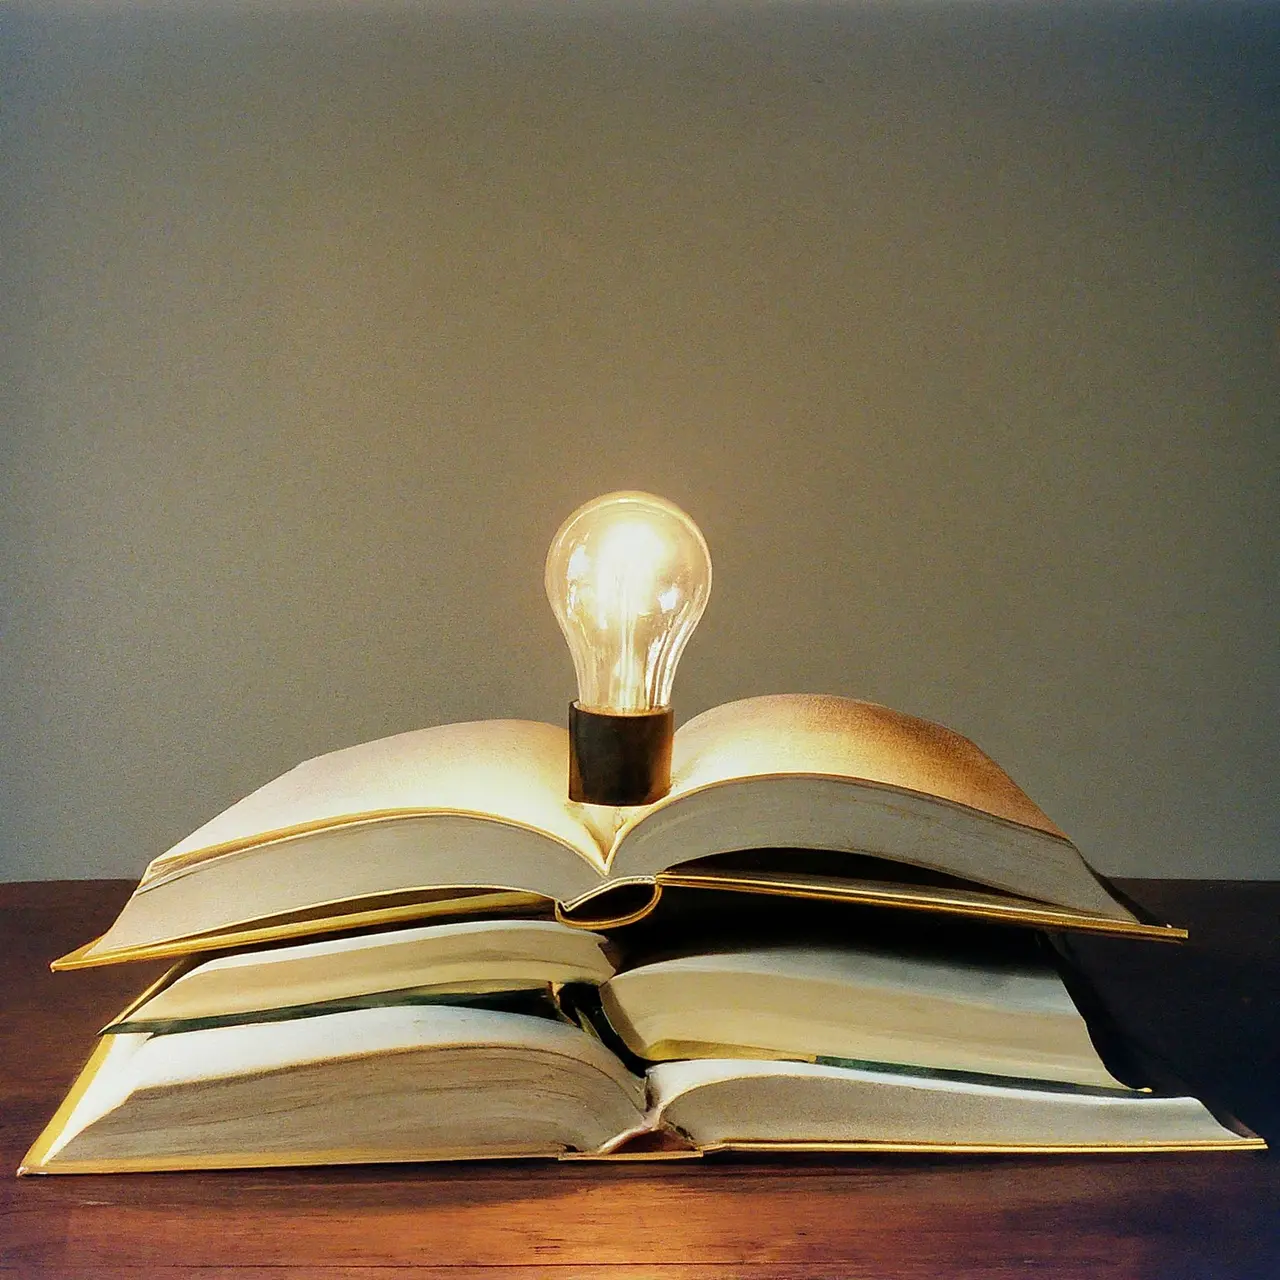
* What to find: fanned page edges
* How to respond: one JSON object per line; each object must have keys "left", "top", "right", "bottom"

{"left": 665, "top": 695, "right": 1067, "bottom": 837}
{"left": 140, "top": 720, "right": 603, "bottom": 888}
{"left": 611, "top": 776, "right": 1128, "bottom": 920}
{"left": 21, "top": 1007, "right": 651, "bottom": 1174}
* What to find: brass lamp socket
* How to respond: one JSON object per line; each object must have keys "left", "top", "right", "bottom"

{"left": 567, "top": 703, "right": 673, "bottom": 806}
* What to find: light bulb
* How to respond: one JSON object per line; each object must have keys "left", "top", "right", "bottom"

{"left": 546, "top": 490, "right": 711, "bottom": 805}
{"left": 545, "top": 490, "right": 712, "bottom": 714}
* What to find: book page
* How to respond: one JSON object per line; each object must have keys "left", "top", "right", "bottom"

{"left": 114, "top": 920, "right": 615, "bottom": 1027}
{"left": 662, "top": 694, "right": 1066, "bottom": 836}
{"left": 601, "top": 944, "right": 1128, "bottom": 1089}
{"left": 647, "top": 1058, "right": 1246, "bottom": 1151}
{"left": 111, "top": 1005, "right": 639, "bottom": 1091}
{"left": 605, "top": 694, "right": 1130, "bottom": 920}
{"left": 142, "top": 720, "right": 605, "bottom": 887}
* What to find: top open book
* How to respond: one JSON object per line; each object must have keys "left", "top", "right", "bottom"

{"left": 57, "top": 694, "right": 1183, "bottom": 969}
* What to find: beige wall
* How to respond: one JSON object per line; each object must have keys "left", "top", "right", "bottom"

{"left": 3, "top": 3, "right": 1277, "bottom": 881}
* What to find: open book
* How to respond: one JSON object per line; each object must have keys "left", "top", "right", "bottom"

{"left": 57, "top": 695, "right": 1181, "bottom": 970}
{"left": 22, "top": 918, "right": 1260, "bottom": 1173}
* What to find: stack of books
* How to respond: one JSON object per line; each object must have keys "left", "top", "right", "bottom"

{"left": 21, "top": 694, "right": 1262, "bottom": 1173}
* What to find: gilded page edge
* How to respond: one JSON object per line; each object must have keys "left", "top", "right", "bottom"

{"left": 99, "top": 959, "right": 196, "bottom": 1031}
{"left": 558, "top": 1148, "right": 705, "bottom": 1161}
{"left": 18, "top": 1037, "right": 117, "bottom": 1174}
{"left": 25, "top": 1133, "right": 1263, "bottom": 1174}
{"left": 556, "top": 880, "right": 662, "bottom": 928}
{"left": 657, "top": 871, "right": 1188, "bottom": 943}
{"left": 20, "top": 1145, "right": 571, "bottom": 1176}
{"left": 51, "top": 889, "right": 551, "bottom": 970}
{"left": 701, "top": 1137, "right": 1267, "bottom": 1154}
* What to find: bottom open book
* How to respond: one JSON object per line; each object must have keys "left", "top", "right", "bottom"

{"left": 21, "top": 911, "right": 1263, "bottom": 1172}
{"left": 21, "top": 1004, "right": 1255, "bottom": 1173}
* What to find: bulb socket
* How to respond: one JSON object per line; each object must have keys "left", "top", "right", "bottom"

{"left": 567, "top": 702, "right": 674, "bottom": 806}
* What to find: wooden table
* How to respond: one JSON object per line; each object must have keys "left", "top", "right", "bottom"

{"left": 2, "top": 879, "right": 1277, "bottom": 1278}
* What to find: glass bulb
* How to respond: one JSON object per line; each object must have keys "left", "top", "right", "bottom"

{"left": 545, "top": 491, "right": 712, "bottom": 714}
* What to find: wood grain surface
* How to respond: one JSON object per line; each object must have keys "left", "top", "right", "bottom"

{"left": 2, "top": 879, "right": 1277, "bottom": 1279}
